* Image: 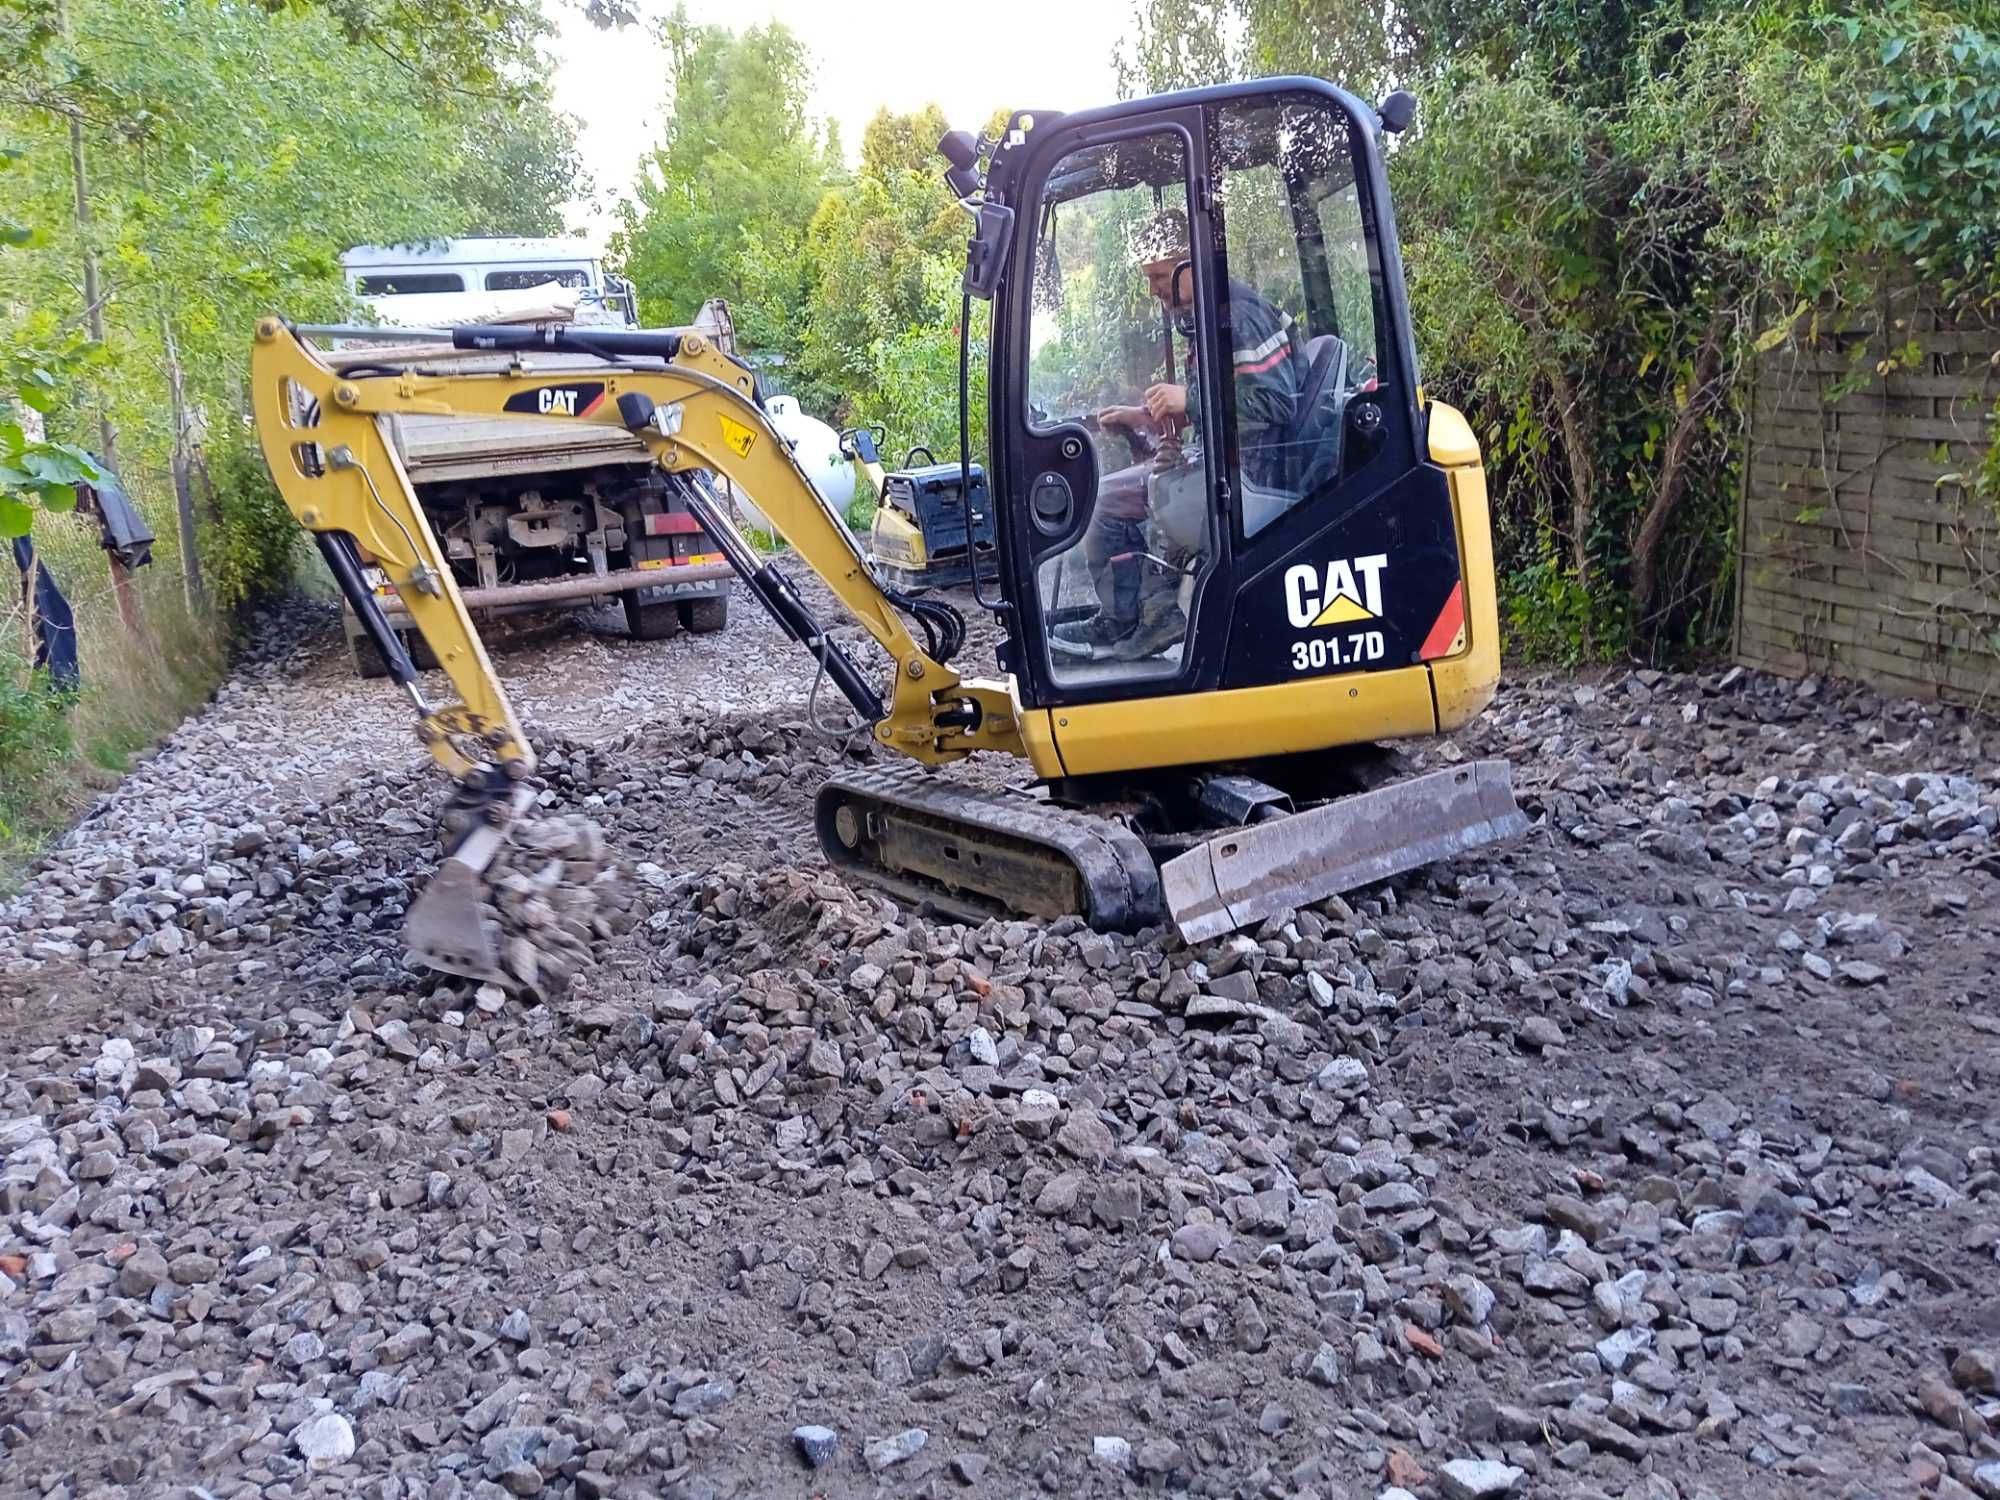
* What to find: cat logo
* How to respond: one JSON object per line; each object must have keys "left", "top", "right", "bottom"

{"left": 502, "top": 382, "right": 605, "bottom": 419}
{"left": 1284, "top": 554, "right": 1387, "bottom": 628}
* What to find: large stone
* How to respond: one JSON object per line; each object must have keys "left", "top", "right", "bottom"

{"left": 1445, "top": 1274, "right": 1497, "bottom": 1327}
{"left": 1056, "top": 1109, "right": 1115, "bottom": 1162}
{"left": 1171, "top": 1221, "right": 1229, "bottom": 1263}
{"left": 864, "top": 1429, "right": 927, "bottom": 1472}
{"left": 792, "top": 1425, "right": 837, "bottom": 1468}
{"left": 1439, "top": 1459, "right": 1525, "bottom": 1500}
{"left": 1954, "top": 1348, "right": 1999, "bottom": 1394}
{"left": 293, "top": 1412, "right": 355, "bottom": 1468}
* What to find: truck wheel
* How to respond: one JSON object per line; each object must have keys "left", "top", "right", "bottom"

{"left": 407, "top": 631, "right": 439, "bottom": 671}
{"left": 682, "top": 596, "right": 729, "bottom": 634}
{"left": 624, "top": 590, "right": 683, "bottom": 641}
{"left": 350, "top": 636, "right": 390, "bottom": 679}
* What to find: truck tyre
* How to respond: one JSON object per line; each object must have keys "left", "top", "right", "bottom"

{"left": 350, "top": 635, "right": 390, "bottom": 679}
{"left": 682, "top": 596, "right": 729, "bottom": 634}
{"left": 624, "top": 590, "right": 683, "bottom": 641}
{"left": 407, "top": 631, "right": 439, "bottom": 671}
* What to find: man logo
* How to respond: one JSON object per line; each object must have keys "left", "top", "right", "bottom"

{"left": 1284, "top": 554, "right": 1387, "bottom": 628}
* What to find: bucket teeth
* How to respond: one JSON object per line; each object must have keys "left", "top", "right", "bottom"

{"left": 402, "top": 785, "right": 534, "bottom": 984}
{"left": 406, "top": 855, "right": 509, "bottom": 982}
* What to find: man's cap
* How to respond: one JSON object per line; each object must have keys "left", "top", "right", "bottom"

{"left": 1131, "top": 208, "right": 1190, "bottom": 266}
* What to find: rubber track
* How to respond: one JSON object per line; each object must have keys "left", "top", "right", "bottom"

{"left": 815, "top": 765, "right": 1166, "bottom": 932}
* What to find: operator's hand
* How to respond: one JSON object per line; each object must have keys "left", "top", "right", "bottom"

{"left": 1097, "top": 404, "right": 1148, "bottom": 432}
{"left": 1144, "top": 383, "right": 1189, "bottom": 424}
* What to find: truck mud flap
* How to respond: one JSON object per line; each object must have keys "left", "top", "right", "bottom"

{"left": 1160, "top": 760, "right": 1529, "bottom": 944}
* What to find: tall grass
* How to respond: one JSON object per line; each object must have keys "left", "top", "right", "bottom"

{"left": 2, "top": 480, "right": 227, "bottom": 886}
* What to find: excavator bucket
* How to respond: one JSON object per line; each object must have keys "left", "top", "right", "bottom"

{"left": 404, "top": 787, "right": 534, "bottom": 984}
{"left": 1160, "top": 761, "right": 1530, "bottom": 944}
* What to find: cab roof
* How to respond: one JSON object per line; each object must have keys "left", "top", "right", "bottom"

{"left": 339, "top": 237, "right": 598, "bottom": 269}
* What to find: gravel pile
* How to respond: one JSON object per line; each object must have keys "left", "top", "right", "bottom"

{"left": 2, "top": 600, "right": 1998, "bottom": 1500}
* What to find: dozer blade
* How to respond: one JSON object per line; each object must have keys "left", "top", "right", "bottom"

{"left": 1160, "top": 760, "right": 1529, "bottom": 943}
{"left": 405, "top": 786, "right": 535, "bottom": 983}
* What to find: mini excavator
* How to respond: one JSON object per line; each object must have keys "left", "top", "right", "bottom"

{"left": 252, "top": 77, "right": 1526, "bottom": 981}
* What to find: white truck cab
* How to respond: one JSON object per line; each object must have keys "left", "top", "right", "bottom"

{"left": 340, "top": 238, "right": 638, "bottom": 328}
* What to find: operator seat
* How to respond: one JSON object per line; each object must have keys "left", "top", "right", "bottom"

{"left": 1240, "top": 331, "right": 1347, "bottom": 538}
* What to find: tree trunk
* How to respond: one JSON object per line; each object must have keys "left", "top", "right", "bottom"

{"left": 67, "top": 116, "right": 117, "bottom": 471}
{"left": 163, "top": 317, "right": 206, "bottom": 612}
{"left": 68, "top": 112, "right": 143, "bottom": 639}
{"left": 1628, "top": 308, "right": 1731, "bottom": 649}
{"left": 1550, "top": 378, "right": 1596, "bottom": 586}
{"left": 1545, "top": 362, "right": 1598, "bottom": 655}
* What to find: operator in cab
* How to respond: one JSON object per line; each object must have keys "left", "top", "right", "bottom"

{"left": 1054, "top": 209, "right": 1311, "bottom": 662}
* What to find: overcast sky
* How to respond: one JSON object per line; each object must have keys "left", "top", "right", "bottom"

{"left": 546, "top": 0, "right": 1134, "bottom": 244}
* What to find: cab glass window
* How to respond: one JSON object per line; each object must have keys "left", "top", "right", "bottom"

{"left": 486, "top": 268, "right": 592, "bottom": 291}
{"left": 354, "top": 272, "right": 464, "bottom": 296}
{"left": 1209, "top": 95, "right": 1388, "bottom": 538}
{"left": 1024, "top": 129, "right": 1206, "bottom": 687}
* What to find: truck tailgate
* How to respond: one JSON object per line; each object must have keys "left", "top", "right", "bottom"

{"left": 389, "top": 413, "right": 649, "bottom": 484}
{"left": 328, "top": 343, "right": 652, "bottom": 484}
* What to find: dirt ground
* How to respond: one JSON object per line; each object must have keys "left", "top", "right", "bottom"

{"left": 1, "top": 587, "right": 1997, "bottom": 1500}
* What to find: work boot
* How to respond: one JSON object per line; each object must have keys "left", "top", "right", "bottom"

{"left": 1052, "top": 612, "right": 1136, "bottom": 654}
{"left": 1109, "top": 599, "right": 1187, "bottom": 661}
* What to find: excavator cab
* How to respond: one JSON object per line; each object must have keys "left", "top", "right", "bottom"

{"left": 954, "top": 81, "right": 1476, "bottom": 769}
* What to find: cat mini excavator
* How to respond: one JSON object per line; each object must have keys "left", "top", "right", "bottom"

{"left": 251, "top": 77, "right": 1526, "bottom": 981}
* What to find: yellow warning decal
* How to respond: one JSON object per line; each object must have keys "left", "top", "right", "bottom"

{"left": 1310, "top": 594, "right": 1376, "bottom": 627}
{"left": 717, "top": 413, "right": 757, "bottom": 458}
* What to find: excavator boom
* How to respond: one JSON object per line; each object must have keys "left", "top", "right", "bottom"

{"left": 251, "top": 317, "right": 1045, "bottom": 976}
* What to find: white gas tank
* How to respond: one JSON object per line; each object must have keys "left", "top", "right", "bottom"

{"left": 763, "top": 394, "right": 855, "bottom": 514}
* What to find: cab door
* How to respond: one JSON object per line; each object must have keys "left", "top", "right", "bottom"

{"left": 991, "top": 105, "right": 1230, "bottom": 709}
{"left": 989, "top": 81, "right": 1464, "bottom": 713}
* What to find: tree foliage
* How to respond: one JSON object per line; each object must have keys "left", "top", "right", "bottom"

{"left": 0, "top": 0, "right": 585, "bottom": 564}
{"left": 1120, "top": 0, "right": 2000, "bottom": 662}
{"left": 608, "top": 8, "right": 838, "bottom": 330}
{"left": 611, "top": 28, "right": 992, "bottom": 462}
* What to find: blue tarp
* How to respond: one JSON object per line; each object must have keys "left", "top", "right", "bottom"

{"left": 13, "top": 534, "right": 81, "bottom": 692}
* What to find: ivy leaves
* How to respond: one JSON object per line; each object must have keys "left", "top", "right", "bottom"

{"left": 0, "top": 416, "right": 99, "bottom": 538}
{"left": 1850, "top": 19, "right": 2000, "bottom": 295}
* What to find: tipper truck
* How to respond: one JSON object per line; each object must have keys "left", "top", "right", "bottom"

{"left": 331, "top": 237, "right": 733, "bottom": 673}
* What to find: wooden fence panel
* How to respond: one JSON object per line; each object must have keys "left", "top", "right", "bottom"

{"left": 1735, "top": 286, "right": 2000, "bottom": 709}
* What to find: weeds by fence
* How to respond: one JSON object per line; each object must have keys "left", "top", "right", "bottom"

{"left": 2, "top": 473, "right": 224, "bottom": 884}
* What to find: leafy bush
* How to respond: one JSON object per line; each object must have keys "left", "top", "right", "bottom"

{"left": 204, "top": 436, "right": 300, "bottom": 610}
{"left": 1500, "top": 533, "right": 1606, "bottom": 669}
{"left": 845, "top": 487, "right": 877, "bottom": 533}
{"left": 0, "top": 674, "right": 73, "bottom": 843}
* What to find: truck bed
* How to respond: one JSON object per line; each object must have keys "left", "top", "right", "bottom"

{"left": 326, "top": 344, "right": 651, "bottom": 486}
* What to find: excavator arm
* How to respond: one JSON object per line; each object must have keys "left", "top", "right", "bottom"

{"left": 252, "top": 317, "right": 1036, "bottom": 980}
{"left": 251, "top": 318, "right": 1027, "bottom": 770}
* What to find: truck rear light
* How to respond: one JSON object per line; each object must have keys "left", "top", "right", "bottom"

{"left": 645, "top": 512, "right": 703, "bottom": 536}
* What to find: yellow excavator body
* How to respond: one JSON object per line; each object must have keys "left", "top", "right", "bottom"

{"left": 252, "top": 75, "right": 1524, "bottom": 974}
